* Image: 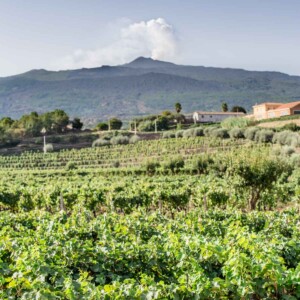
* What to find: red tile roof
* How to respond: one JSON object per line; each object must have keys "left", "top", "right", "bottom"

{"left": 276, "top": 101, "right": 300, "bottom": 109}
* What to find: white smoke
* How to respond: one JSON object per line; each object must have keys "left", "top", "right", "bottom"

{"left": 56, "top": 18, "right": 178, "bottom": 70}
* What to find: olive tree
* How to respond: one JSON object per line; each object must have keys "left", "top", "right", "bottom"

{"left": 109, "top": 118, "right": 122, "bottom": 130}
{"left": 232, "top": 158, "right": 290, "bottom": 210}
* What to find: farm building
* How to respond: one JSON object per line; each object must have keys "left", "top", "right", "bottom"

{"left": 250, "top": 101, "right": 300, "bottom": 120}
{"left": 193, "top": 111, "right": 245, "bottom": 123}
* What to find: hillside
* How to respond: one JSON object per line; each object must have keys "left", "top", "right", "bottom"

{"left": 1, "top": 57, "right": 300, "bottom": 125}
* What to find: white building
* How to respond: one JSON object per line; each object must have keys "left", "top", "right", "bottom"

{"left": 193, "top": 111, "right": 245, "bottom": 123}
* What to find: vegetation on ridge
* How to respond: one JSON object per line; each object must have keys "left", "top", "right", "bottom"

{"left": 1, "top": 57, "right": 300, "bottom": 124}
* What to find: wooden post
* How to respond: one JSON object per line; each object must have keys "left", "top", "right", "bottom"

{"left": 60, "top": 192, "right": 66, "bottom": 212}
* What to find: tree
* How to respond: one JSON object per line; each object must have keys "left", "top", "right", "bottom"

{"left": 72, "top": 118, "right": 83, "bottom": 130}
{"left": 233, "top": 158, "right": 290, "bottom": 210}
{"left": 231, "top": 106, "right": 247, "bottom": 113}
{"left": 50, "top": 110, "right": 69, "bottom": 133}
{"left": 156, "top": 116, "right": 169, "bottom": 130}
{"left": 173, "top": 114, "right": 186, "bottom": 124}
{"left": 96, "top": 122, "right": 109, "bottom": 131}
{"left": 39, "top": 110, "right": 69, "bottom": 133}
{"left": 0, "top": 126, "right": 18, "bottom": 147}
{"left": 161, "top": 110, "right": 172, "bottom": 117}
{"left": 0, "top": 117, "right": 14, "bottom": 130}
{"left": 109, "top": 118, "right": 122, "bottom": 130}
{"left": 221, "top": 102, "right": 228, "bottom": 112}
{"left": 175, "top": 103, "right": 182, "bottom": 113}
{"left": 40, "top": 112, "right": 53, "bottom": 132}
{"left": 17, "top": 112, "right": 43, "bottom": 137}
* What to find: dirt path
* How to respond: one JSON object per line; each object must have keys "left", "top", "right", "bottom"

{"left": 258, "top": 119, "right": 300, "bottom": 128}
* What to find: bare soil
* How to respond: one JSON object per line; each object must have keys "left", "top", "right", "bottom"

{"left": 258, "top": 119, "right": 300, "bottom": 128}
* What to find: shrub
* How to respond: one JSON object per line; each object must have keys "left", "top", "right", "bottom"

{"left": 145, "top": 160, "right": 160, "bottom": 175}
{"left": 96, "top": 122, "right": 109, "bottom": 131}
{"left": 176, "top": 123, "right": 182, "bottom": 130}
{"left": 92, "top": 138, "right": 110, "bottom": 147}
{"left": 273, "top": 131, "right": 287, "bottom": 145}
{"left": 272, "top": 131, "right": 300, "bottom": 146}
{"left": 194, "top": 127, "right": 204, "bottom": 136}
{"left": 229, "top": 128, "right": 245, "bottom": 139}
{"left": 192, "top": 155, "right": 214, "bottom": 174}
{"left": 138, "top": 121, "right": 154, "bottom": 132}
{"left": 281, "top": 146, "right": 296, "bottom": 157}
{"left": 255, "top": 129, "right": 274, "bottom": 143}
{"left": 231, "top": 106, "right": 247, "bottom": 113}
{"left": 175, "top": 130, "right": 184, "bottom": 138}
{"left": 66, "top": 161, "right": 77, "bottom": 171}
{"left": 162, "top": 132, "right": 175, "bottom": 139}
{"left": 244, "top": 127, "right": 260, "bottom": 141}
{"left": 232, "top": 157, "right": 290, "bottom": 210}
{"left": 161, "top": 110, "right": 172, "bottom": 116}
{"left": 163, "top": 156, "right": 185, "bottom": 174}
{"left": 221, "top": 117, "right": 254, "bottom": 129}
{"left": 285, "top": 133, "right": 300, "bottom": 147}
{"left": 290, "top": 153, "right": 300, "bottom": 167}
{"left": 211, "top": 128, "right": 229, "bottom": 139}
{"left": 203, "top": 127, "right": 211, "bottom": 136}
{"left": 204, "top": 127, "right": 218, "bottom": 137}
{"left": 44, "top": 143, "right": 54, "bottom": 153}
{"left": 129, "top": 135, "right": 140, "bottom": 144}
{"left": 71, "top": 117, "right": 83, "bottom": 130}
{"left": 271, "top": 146, "right": 282, "bottom": 156}
{"left": 182, "top": 128, "right": 204, "bottom": 138}
{"left": 157, "top": 116, "right": 169, "bottom": 130}
{"left": 182, "top": 128, "right": 194, "bottom": 138}
{"left": 112, "top": 161, "right": 120, "bottom": 168}
{"left": 280, "top": 123, "right": 300, "bottom": 132}
{"left": 110, "top": 136, "right": 129, "bottom": 145}
{"left": 109, "top": 118, "right": 122, "bottom": 130}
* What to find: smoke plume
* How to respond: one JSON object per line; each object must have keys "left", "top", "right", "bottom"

{"left": 56, "top": 18, "right": 178, "bottom": 69}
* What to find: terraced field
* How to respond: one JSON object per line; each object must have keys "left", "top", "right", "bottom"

{"left": 0, "top": 135, "right": 299, "bottom": 299}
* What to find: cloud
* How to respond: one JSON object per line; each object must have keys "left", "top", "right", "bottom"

{"left": 54, "top": 18, "right": 178, "bottom": 70}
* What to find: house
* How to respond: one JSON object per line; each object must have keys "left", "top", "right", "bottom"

{"left": 193, "top": 111, "right": 245, "bottom": 123}
{"left": 250, "top": 101, "right": 300, "bottom": 120}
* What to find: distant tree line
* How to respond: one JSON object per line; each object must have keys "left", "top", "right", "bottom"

{"left": 221, "top": 102, "right": 247, "bottom": 113}
{"left": 94, "top": 103, "right": 185, "bottom": 133}
{"left": 95, "top": 118, "right": 123, "bottom": 131}
{"left": 129, "top": 111, "right": 186, "bottom": 133}
{"left": 0, "top": 110, "right": 83, "bottom": 146}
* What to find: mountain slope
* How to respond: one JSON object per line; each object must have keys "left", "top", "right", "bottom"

{"left": 0, "top": 56, "right": 300, "bottom": 125}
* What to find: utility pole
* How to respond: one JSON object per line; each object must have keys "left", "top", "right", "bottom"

{"left": 108, "top": 119, "right": 111, "bottom": 131}
{"left": 41, "top": 127, "right": 47, "bottom": 154}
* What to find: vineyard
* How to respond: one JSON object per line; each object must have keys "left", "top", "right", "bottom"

{"left": 0, "top": 137, "right": 246, "bottom": 171}
{"left": 1, "top": 135, "right": 300, "bottom": 299}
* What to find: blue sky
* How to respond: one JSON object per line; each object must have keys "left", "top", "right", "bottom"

{"left": 0, "top": 0, "right": 299, "bottom": 76}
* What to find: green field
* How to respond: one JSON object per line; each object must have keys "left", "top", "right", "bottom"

{"left": 1, "top": 135, "right": 300, "bottom": 299}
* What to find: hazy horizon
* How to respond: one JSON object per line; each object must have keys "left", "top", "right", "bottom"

{"left": 2, "top": 55, "right": 298, "bottom": 78}
{"left": 1, "top": 0, "right": 300, "bottom": 76}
